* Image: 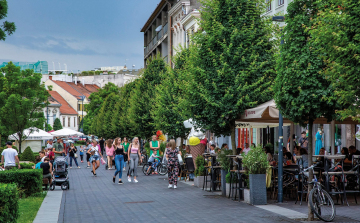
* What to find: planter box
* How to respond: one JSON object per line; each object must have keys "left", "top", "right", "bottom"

{"left": 244, "top": 188, "right": 250, "bottom": 204}
{"left": 249, "top": 174, "right": 267, "bottom": 205}
{"left": 221, "top": 169, "right": 228, "bottom": 196}
{"left": 226, "top": 183, "right": 231, "bottom": 197}
{"left": 194, "top": 176, "right": 205, "bottom": 188}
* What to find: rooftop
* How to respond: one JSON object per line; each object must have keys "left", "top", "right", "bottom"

{"left": 48, "top": 91, "right": 78, "bottom": 115}
{"left": 51, "top": 80, "right": 99, "bottom": 100}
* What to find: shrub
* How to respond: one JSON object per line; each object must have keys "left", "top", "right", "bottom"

{"left": 20, "top": 147, "right": 35, "bottom": 162}
{"left": 195, "top": 155, "right": 205, "bottom": 176}
{"left": 0, "top": 183, "right": 19, "bottom": 223}
{"left": 20, "top": 163, "right": 35, "bottom": 169}
{"left": 12, "top": 145, "right": 18, "bottom": 152}
{"left": 242, "top": 145, "right": 269, "bottom": 175}
{"left": 144, "top": 142, "right": 150, "bottom": 157}
{"left": 225, "top": 172, "right": 238, "bottom": 184}
{"left": 0, "top": 147, "right": 4, "bottom": 155}
{"left": 218, "top": 149, "right": 233, "bottom": 171}
{"left": 0, "top": 169, "right": 42, "bottom": 197}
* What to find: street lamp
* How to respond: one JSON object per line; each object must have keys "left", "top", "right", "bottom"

{"left": 272, "top": 15, "right": 285, "bottom": 203}
{"left": 79, "top": 96, "right": 86, "bottom": 134}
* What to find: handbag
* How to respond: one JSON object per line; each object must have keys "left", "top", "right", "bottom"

{"left": 74, "top": 153, "right": 78, "bottom": 158}
{"left": 177, "top": 153, "right": 183, "bottom": 165}
{"left": 100, "top": 157, "right": 106, "bottom": 165}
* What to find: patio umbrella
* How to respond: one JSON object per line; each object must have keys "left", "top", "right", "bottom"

{"left": 50, "top": 128, "right": 84, "bottom": 137}
{"left": 8, "top": 127, "right": 54, "bottom": 141}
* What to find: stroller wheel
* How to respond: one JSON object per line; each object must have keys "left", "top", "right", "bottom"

{"left": 50, "top": 183, "right": 55, "bottom": 191}
{"left": 61, "top": 182, "right": 68, "bottom": 190}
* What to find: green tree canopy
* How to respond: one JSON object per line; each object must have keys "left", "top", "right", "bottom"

{"left": 53, "top": 118, "right": 63, "bottom": 131}
{"left": 183, "top": 0, "right": 276, "bottom": 153}
{"left": 309, "top": 0, "right": 360, "bottom": 121}
{"left": 0, "top": 62, "right": 49, "bottom": 153}
{"left": 0, "top": 0, "right": 16, "bottom": 41}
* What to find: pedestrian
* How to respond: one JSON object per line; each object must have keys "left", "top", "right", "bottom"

{"left": 79, "top": 146, "right": 84, "bottom": 163}
{"left": 122, "top": 137, "right": 130, "bottom": 171}
{"left": 127, "top": 137, "right": 142, "bottom": 183}
{"left": 166, "top": 139, "right": 181, "bottom": 189}
{"left": 106, "top": 139, "right": 115, "bottom": 170}
{"left": 298, "top": 131, "right": 308, "bottom": 151}
{"left": 113, "top": 137, "right": 125, "bottom": 184}
{"left": 41, "top": 157, "right": 53, "bottom": 185}
{"left": 150, "top": 135, "right": 160, "bottom": 157}
{"left": 53, "top": 138, "right": 65, "bottom": 158}
{"left": 39, "top": 151, "right": 46, "bottom": 162}
{"left": 99, "top": 137, "right": 105, "bottom": 155}
{"left": 88, "top": 140, "right": 103, "bottom": 176}
{"left": 84, "top": 141, "right": 92, "bottom": 168}
{"left": 69, "top": 143, "right": 80, "bottom": 168}
{"left": 47, "top": 147, "right": 55, "bottom": 164}
{"left": 1, "top": 142, "right": 20, "bottom": 170}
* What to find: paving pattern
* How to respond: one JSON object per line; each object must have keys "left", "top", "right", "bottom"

{"left": 58, "top": 159, "right": 298, "bottom": 223}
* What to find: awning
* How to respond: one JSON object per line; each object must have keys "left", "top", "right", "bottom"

{"left": 50, "top": 128, "right": 84, "bottom": 137}
{"left": 235, "top": 122, "right": 291, "bottom": 129}
{"left": 8, "top": 127, "right": 54, "bottom": 141}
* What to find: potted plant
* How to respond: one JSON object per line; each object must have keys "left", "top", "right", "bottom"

{"left": 194, "top": 155, "right": 205, "bottom": 188}
{"left": 242, "top": 145, "right": 269, "bottom": 205}
{"left": 218, "top": 149, "right": 232, "bottom": 196}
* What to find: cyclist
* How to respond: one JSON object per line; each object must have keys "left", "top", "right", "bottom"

{"left": 146, "top": 150, "right": 159, "bottom": 175}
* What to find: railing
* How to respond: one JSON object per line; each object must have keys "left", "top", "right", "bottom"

{"left": 144, "top": 23, "right": 169, "bottom": 57}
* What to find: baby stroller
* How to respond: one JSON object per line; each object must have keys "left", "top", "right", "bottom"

{"left": 50, "top": 156, "right": 70, "bottom": 190}
{"left": 105, "top": 156, "right": 116, "bottom": 170}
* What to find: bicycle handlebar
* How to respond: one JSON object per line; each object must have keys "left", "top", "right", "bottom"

{"left": 300, "top": 161, "right": 322, "bottom": 174}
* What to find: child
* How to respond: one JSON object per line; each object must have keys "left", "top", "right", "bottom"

{"left": 80, "top": 146, "right": 84, "bottom": 163}
{"left": 147, "top": 150, "right": 159, "bottom": 174}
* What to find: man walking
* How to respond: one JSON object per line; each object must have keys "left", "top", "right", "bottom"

{"left": 99, "top": 137, "right": 105, "bottom": 155}
{"left": 53, "top": 138, "right": 65, "bottom": 158}
{"left": 1, "top": 142, "right": 20, "bottom": 170}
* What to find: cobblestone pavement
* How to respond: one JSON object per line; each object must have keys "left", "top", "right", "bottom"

{"left": 58, "top": 160, "right": 298, "bottom": 223}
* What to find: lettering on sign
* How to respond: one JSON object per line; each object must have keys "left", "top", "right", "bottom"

{"left": 244, "top": 110, "right": 256, "bottom": 117}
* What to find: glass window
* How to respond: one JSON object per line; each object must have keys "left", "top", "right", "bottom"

{"left": 63, "top": 118, "right": 65, "bottom": 127}
{"left": 266, "top": 0, "right": 271, "bottom": 11}
{"left": 278, "top": 0, "right": 284, "bottom": 6}
{"left": 68, "top": 118, "right": 70, "bottom": 127}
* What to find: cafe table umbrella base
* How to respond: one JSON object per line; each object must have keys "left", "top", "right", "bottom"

{"left": 249, "top": 174, "right": 267, "bottom": 205}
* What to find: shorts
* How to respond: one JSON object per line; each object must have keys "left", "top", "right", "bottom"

{"left": 86, "top": 153, "right": 91, "bottom": 162}
{"left": 90, "top": 155, "right": 100, "bottom": 162}
{"left": 43, "top": 173, "right": 52, "bottom": 180}
{"left": 5, "top": 166, "right": 15, "bottom": 170}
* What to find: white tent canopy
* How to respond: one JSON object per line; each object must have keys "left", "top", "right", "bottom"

{"left": 241, "top": 99, "right": 279, "bottom": 120}
{"left": 8, "top": 127, "right": 54, "bottom": 141}
{"left": 50, "top": 128, "right": 84, "bottom": 137}
{"left": 235, "top": 121, "right": 290, "bottom": 129}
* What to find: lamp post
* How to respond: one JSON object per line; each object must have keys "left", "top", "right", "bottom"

{"left": 79, "top": 96, "right": 85, "bottom": 133}
{"left": 272, "top": 15, "right": 285, "bottom": 203}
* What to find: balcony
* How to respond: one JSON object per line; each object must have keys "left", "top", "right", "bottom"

{"left": 144, "top": 23, "right": 169, "bottom": 58}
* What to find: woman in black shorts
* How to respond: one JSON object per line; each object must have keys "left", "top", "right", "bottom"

{"left": 40, "top": 157, "right": 53, "bottom": 184}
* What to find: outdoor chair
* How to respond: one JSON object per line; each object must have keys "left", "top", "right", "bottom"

{"left": 229, "top": 169, "right": 246, "bottom": 201}
{"left": 183, "top": 157, "right": 195, "bottom": 182}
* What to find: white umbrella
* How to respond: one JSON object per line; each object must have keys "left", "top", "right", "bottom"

{"left": 8, "top": 127, "right": 54, "bottom": 141}
{"left": 235, "top": 121, "right": 291, "bottom": 129}
{"left": 241, "top": 99, "right": 279, "bottom": 120}
{"left": 50, "top": 128, "right": 84, "bottom": 137}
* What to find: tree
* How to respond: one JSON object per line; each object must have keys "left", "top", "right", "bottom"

{"left": 0, "top": 62, "right": 49, "bottom": 153}
{"left": 45, "top": 123, "right": 53, "bottom": 131}
{"left": 152, "top": 49, "right": 191, "bottom": 140}
{"left": 53, "top": 118, "right": 63, "bottom": 131}
{"left": 183, "top": 0, "right": 276, "bottom": 154}
{"left": 273, "top": 0, "right": 340, "bottom": 220}
{"left": 128, "top": 56, "right": 167, "bottom": 139}
{"left": 0, "top": 0, "right": 16, "bottom": 41}
{"left": 309, "top": 0, "right": 360, "bottom": 122}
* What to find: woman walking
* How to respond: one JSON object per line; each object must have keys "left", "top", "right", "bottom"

{"left": 69, "top": 143, "right": 80, "bottom": 168}
{"left": 122, "top": 137, "right": 130, "bottom": 171}
{"left": 166, "top": 139, "right": 181, "bottom": 189}
{"left": 84, "top": 141, "right": 92, "bottom": 168}
{"left": 106, "top": 139, "right": 114, "bottom": 170}
{"left": 79, "top": 146, "right": 84, "bottom": 163}
{"left": 113, "top": 137, "right": 125, "bottom": 184}
{"left": 127, "top": 137, "right": 142, "bottom": 183}
{"left": 88, "top": 140, "right": 103, "bottom": 176}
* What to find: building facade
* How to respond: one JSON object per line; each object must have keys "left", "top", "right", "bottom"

{"left": 0, "top": 61, "right": 48, "bottom": 75}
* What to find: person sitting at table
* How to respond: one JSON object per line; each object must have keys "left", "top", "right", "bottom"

{"left": 344, "top": 145, "right": 360, "bottom": 164}
{"left": 341, "top": 147, "right": 349, "bottom": 159}
{"left": 293, "top": 146, "right": 301, "bottom": 162}
{"left": 236, "top": 148, "right": 242, "bottom": 155}
{"left": 296, "top": 148, "right": 308, "bottom": 168}
{"left": 209, "top": 144, "right": 216, "bottom": 154}
{"left": 242, "top": 143, "right": 251, "bottom": 155}
{"left": 315, "top": 147, "right": 325, "bottom": 168}
{"left": 264, "top": 147, "right": 273, "bottom": 162}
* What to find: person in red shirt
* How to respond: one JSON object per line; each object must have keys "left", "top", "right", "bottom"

{"left": 47, "top": 148, "right": 55, "bottom": 163}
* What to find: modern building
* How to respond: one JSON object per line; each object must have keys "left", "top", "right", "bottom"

{"left": 0, "top": 61, "right": 48, "bottom": 75}
{"left": 45, "top": 77, "right": 100, "bottom": 131}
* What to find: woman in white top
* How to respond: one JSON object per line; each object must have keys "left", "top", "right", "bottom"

{"left": 127, "top": 137, "right": 142, "bottom": 183}
{"left": 88, "top": 140, "right": 103, "bottom": 176}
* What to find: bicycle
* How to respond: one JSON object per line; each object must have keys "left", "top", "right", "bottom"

{"left": 300, "top": 162, "right": 335, "bottom": 222}
{"left": 142, "top": 156, "right": 167, "bottom": 176}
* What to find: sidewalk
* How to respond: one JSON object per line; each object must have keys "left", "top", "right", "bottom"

{"left": 33, "top": 190, "right": 63, "bottom": 223}
{"left": 58, "top": 161, "right": 298, "bottom": 223}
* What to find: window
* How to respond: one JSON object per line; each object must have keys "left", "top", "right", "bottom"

{"left": 278, "top": 0, "right": 284, "bottom": 6}
{"left": 266, "top": 0, "right": 271, "bottom": 11}
{"left": 68, "top": 118, "right": 70, "bottom": 127}
{"left": 74, "top": 117, "right": 76, "bottom": 127}
{"left": 63, "top": 118, "right": 65, "bottom": 127}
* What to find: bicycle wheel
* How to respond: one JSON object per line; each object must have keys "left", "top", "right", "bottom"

{"left": 158, "top": 164, "right": 168, "bottom": 175}
{"left": 142, "top": 164, "right": 150, "bottom": 175}
{"left": 309, "top": 188, "right": 335, "bottom": 222}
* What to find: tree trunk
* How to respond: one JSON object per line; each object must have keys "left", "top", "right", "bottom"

{"left": 307, "top": 119, "right": 314, "bottom": 221}
{"left": 230, "top": 121, "right": 236, "bottom": 155}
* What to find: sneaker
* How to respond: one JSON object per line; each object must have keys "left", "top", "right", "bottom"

{"left": 94, "top": 173, "right": 97, "bottom": 176}
{"left": 70, "top": 167, "right": 72, "bottom": 169}
{"left": 78, "top": 166, "right": 81, "bottom": 169}
{"left": 134, "top": 179, "right": 138, "bottom": 183}
{"left": 87, "top": 166, "right": 90, "bottom": 168}
{"left": 174, "top": 185, "right": 177, "bottom": 189}
{"left": 113, "top": 177, "right": 115, "bottom": 183}
{"left": 118, "top": 180, "right": 123, "bottom": 185}
{"left": 128, "top": 177, "right": 131, "bottom": 182}
{"left": 168, "top": 184, "right": 173, "bottom": 188}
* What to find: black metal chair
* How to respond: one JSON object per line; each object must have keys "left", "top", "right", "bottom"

{"left": 183, "top": 157, "right": 195, "bottom": 182}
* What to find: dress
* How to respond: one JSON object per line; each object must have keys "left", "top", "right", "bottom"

{"left": 166, "top": 148, "right": 179, "bottom": 186}
{"left": 315, "top": 131, "right": 322, "bottom": 155}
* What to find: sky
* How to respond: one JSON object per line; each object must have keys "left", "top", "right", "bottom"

{"left": 0, "top": 0, "right": 161, "bottom": 71}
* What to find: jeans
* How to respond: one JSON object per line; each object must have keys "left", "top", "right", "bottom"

{"left": 129, "top": 154, "right": 139, "bottom": 177}
{"left": 114, "top": 155, "right": 124, "bottom": 179}
{"left": 70, "top": 156, "right": 78, "bottom": 167}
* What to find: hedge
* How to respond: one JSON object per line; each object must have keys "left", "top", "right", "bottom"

{"left": 20, "top": 147, "right": 35, "bottom": 163}
{"left": 0, "top": 183, "right": 19, "bottom": 223}
{"left": 0, "top": 169, "right": 42, "bottom": 197}
{"left": 0, "top": 163, "right": 35, "bottom": 169}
